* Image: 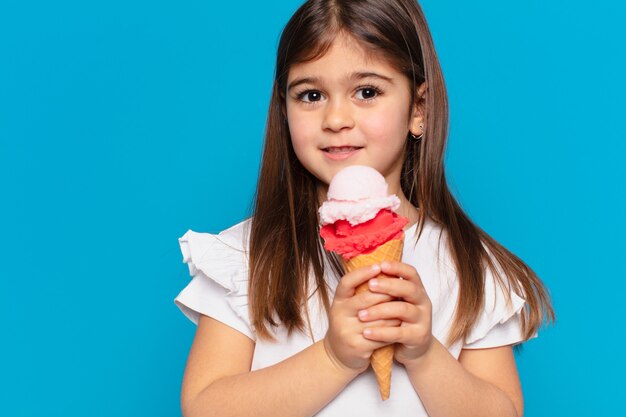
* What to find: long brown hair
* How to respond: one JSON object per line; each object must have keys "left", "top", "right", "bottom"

{"left": 249, "top": 0, "right": 555, "bottom": 347}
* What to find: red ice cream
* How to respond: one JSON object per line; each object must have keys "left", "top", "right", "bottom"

{"left": 320, "top": 208, "right": 408, "bottom": 259}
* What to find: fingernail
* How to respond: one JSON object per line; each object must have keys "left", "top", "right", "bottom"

{"left": 369, "top": 279, "right": 379, "bottom": 289}
{"left": 380, "top": 261, "right": 389, "bottom": 269}
{"left": 371, "top": 264, "right": 381, "bottom": 272}
{"left": 363, "top": 329, "right": 372, "bottom": 336}
{"left": 358, "top": 310, "right": 368, "bottom": 319}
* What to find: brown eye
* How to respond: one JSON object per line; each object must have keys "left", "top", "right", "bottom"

{"left": 356, "top": 87, "right": 381, "bottom": 100}
{"left": 299, "top": 91, "right": 323, "bottom": 102}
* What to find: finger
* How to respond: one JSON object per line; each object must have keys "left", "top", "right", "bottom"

{"left": 350, "top": 288, "right": 394, "bottom": 311}
{"left": 361, "top": 338, "right": 394, "bottom": 352}
{"left": 361, "top": 318, "right": 402, "bottom": 327}
{"left": 368, "top": 277, "right": 419, "bottom": 304}
{"left": 359, "top": 301, "right": 419, "bottom": 323}
{"left": 335, "top": 264, "right": 381, "bottom": 300}
{"left": 362, "top": 326, "right": 405, "bottom": 343}
{"left": 379, "top": 261, "right": 427, "bottom": 298}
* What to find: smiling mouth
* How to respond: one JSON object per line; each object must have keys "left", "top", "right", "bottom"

{"left": 323, "top": 146, "right": 363, "bottom": 154}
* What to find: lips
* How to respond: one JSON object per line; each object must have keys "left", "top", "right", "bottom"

{"left": 323, "top": 146, "right": 363, "bottom": 154}
{"left": 322, "top": 146, "right": 363, "bottom": 161}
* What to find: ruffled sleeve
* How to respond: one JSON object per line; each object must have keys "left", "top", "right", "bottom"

{"left": 173, "top": 221, "right": 255, "bottom": 341}
{"left": 463, "top": 249, "right": 536, "bottom": 349}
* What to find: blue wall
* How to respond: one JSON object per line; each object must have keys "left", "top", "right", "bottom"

{"left": 1, "top": 1, "right": 624, "bottom": 415}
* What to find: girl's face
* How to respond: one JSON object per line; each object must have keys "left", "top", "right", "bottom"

{"left": 285, "top": 32, "right": 423, "bottom": 193}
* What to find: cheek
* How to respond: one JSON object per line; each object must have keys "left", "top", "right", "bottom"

{"left": 287, "top": 107, "right": 302, "bottom": 139}
{"left": 287, "top": 110, "right": 316, "bottom": 158}
{"left": 360, "top": 107, "right": 409, "bottom": 144}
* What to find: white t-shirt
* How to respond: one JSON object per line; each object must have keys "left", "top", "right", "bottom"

{"left": 174, "top": 217, "right": 536, "bottom": 416}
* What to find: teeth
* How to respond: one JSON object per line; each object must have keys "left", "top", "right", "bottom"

{"left": 326, "top": 146, "right": 359, "bottom": 154}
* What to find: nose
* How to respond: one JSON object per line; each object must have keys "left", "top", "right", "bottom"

{"left": 322, "top": 97, "right": 355, "bottom": 132}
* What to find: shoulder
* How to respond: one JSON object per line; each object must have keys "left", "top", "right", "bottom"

{"left": 206, "top": 217, "right": 252, "bottom": 249}
{"left": 177, "top": 217, "right": 253, "bottom": 292}
{"left": 180, "top": 217, "right": 252, "bottom": 255}
{"left": 215, "top": 217, "right": 252, "bottom": 252}
{"left": 175, "top": 217, "right": 255, "bottom": 339}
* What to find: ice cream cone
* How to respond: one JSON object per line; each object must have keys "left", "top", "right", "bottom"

{"left": 344, "top": 237, "right": 404, "bottom": 401}
{"left": 318, "top": 165, "right": 409, "bottom": 401}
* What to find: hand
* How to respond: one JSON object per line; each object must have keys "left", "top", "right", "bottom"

{"left": 358, "top": 261, "right": 434, "bottom": 368}
{"left": 323, "top": 264, "right": 402, "bottom": 374}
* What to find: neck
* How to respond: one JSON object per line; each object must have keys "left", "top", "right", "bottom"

{"left": 395, "top": 189, "right": 420, "bottom": 230}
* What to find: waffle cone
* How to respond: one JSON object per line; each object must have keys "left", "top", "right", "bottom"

{"left": 344, "top": 237, "right": 404, "bottom": 401}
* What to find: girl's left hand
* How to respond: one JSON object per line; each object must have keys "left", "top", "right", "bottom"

{"left": 358, "top": 261, "right": 434, "bottom": 367}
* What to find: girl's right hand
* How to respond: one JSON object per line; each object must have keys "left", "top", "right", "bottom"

{"left": 323, "top": 264, "right": 400, "bottom": 374}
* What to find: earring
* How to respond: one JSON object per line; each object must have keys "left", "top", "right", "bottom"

{"left": 410, "top": 124, "right": 424, "bottom": 140}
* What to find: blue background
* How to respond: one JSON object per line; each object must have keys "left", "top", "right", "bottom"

{"left": 1, "top": 0, "right": 624, "bottom": 415}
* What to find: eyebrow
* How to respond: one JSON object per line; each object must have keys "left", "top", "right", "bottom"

{"left": 287, "top": 71, "right": 394, "bottom": 92}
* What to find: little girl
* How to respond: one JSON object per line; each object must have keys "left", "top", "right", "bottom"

{"left": 174, "top": 0, "right": 555, "bottom": 416}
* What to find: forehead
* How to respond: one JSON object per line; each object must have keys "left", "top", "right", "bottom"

{"left": 287, "top": 33, "right": 400, "bottom": 81}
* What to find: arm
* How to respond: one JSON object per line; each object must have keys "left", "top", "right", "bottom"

{"left": 181, "top": 315, "right": 358, "bottom": 417}
{"left": 404, "top": 340, "right": 523, "bottom": 417}
{"left": 181, "top": 264, "right": 397, "bottom": 417}
{"left": 360, "top": 261, "right": 523, "bottom": 417}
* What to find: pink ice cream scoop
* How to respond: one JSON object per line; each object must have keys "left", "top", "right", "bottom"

{"left": 319, "top": 165, "right": 408, "bottom": 258}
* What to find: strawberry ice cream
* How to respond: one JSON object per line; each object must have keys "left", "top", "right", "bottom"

{"left": 320, "top": 209, "right": 407, "bottom": 259}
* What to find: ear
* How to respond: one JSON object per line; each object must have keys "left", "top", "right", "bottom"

{"left": 409, "top": 82, "right": 427, "bottom": 135}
